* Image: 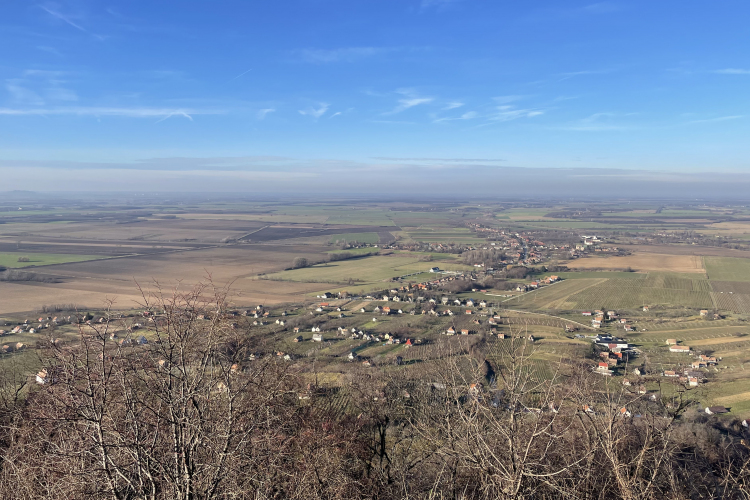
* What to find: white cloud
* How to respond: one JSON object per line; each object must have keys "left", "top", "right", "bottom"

{"left": 385, "top": 89, "right": 434, "bottom": 115}
{"left": 713, "top": 68, "right": 750, "bottom": 75}
{"left": 443, "top": 102, "right": 464, "bottom": 110}
{"left": 257, "top": 108, "right": 275, "bottom": 120}
{"left": 434, "top": 110, "right": 477, "bottom": 123}
{"left": 5, "top": 81, "right": 45, "bottom": 106}
{"left": 686, "top": 115, "right": 743, "bottom": 124}
{"left": 298, "top": 103, "right": 329, "bottom": 119}
{"left": 489, "top": 105, "right": 544, "bottom": 122}
{"left": 39, "top": 5, "right": 105, "bottom": 40}
{"left": 45, "top": 87, "right": 78, "bottom": 102}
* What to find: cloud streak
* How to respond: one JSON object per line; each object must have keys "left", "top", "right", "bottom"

{"left": 0, "top": 106, "right": 222, "bottom": 119}
{"left": 39, "top": 5, "right": 105, "bottom": 40}
{"left": 298, "top": 103, "right": 329, "bottom": 118}
{"left": 686, "top": 115, "right": 743, "bottom": 124}
{"left": 713, "top": 68, "right": 750, "bottom": 75}
{"left": 296, "top": 47, "right": 393, "bottom": 63}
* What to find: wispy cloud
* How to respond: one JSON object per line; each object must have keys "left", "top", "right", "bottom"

{"left": 421, "top": 0, "right": 463, "bottom": 10}
{"left": 489, "top": 105, "right": 543, "bottom": 122}
{"left": 298, "top": 103, "right": 329, "bottom": 119}
{"left": 443, "top": 102, "right": 464, "bottom": 110}
{"left": 713, "top": 68, "right": 750, "bottom": 75}
{"left": 227, "top": 68, "right": 252, "bottom": 83}
{"left": 373, "top": 157, "right": 505, "bottom": 162}
{"left": 45, "top": 87, "right": 78, "bottom": 101}
{"left": 37, "top": 45, "right": 64, "bottom": 57}
{"left": 384, "top": 89, "right": 434, "bottom": 115}
{"left": 686, "top": 115, "right": 743, "bottom": 124}
{"left": 0, "top": 106, "right": 221, "bottom": 119}
{"left": 39, "top": 5, "right": 105, "bottom": 40}
{"left": 554, "top": 112, "right": 628, "bottom": 131}
{"left": 583, "top": 2, "right": 621, "bottom": 13}
{"left": 434, "top": 111, "right": 478, "bottom": 123}
{"left": 5, "top": 81, "right": 45, "bottom": 106}
{"left": 296, "top": 47, "right": 392, "bottom": 63}
{"left": 558, "top": 69, "right": 614, "bottom": 81}
{"left": 257, "top": 108, "right": 275, "bottom": 120}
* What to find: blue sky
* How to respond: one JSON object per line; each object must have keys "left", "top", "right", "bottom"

{"left": 2, "top": 0, "right": 750, "bottom": 195}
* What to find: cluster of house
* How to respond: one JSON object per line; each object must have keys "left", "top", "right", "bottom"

{"left": 1, "top": 315, "right": 75, "bottom": 336}
{"left": 593, "top": 335, "right": 634, "bottom": 376}
{"left": 661, "top": 339, "right": 719, "bottom": 387}
{"left": 515, "top": 275, "right": 560, "bottom": 292}
{"left": 581, "top": 310, "right": 636, "bottom": 331}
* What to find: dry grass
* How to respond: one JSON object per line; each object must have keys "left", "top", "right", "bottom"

{"left": 565, "top": 253, "right": 705, "bottom": 274}
{"left": 715, "top": 390, "right": 750, "bottom": 405}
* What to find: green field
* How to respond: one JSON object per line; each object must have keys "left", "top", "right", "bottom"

{"left": 262, "top": 256, "right": 430, "bottom": 284}
{"left": 0, "top": 252, "right": 103, "bottom": 268}
{"left": 511, "top": 273, "right": 715, "bottom": 311}
{"left": 705, "top": 257, "right": 750, "bottom": 282}
{"left": 329, "top": 232, "right": 380, "bottom": 244}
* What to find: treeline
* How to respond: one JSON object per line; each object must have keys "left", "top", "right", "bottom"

{"left": 292, "top": 250, "right": 379, "bottom": 269}
{"left": 0, "top": 269, "right": 59, "bottom": 283}
{"left": 0, "top": 285, "right": 747, "bottom": 499}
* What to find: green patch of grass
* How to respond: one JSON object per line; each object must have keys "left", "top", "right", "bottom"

{"left": 705, "top": 257, "right": 750, "bottom": 282}
{"left": 329, "top": 232, "right": 380, "bottom": 244}
{"left": 0, "top": 252, "right": 103, "bottom": 268}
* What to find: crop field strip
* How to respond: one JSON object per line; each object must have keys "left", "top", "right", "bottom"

{"left": 513, "top": 275, "right": 714, "bottom": 311}
{"left": 705, "top": 256, "right": 750, "bottom": 281}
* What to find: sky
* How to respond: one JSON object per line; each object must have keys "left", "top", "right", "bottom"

{"left": 2, "top": 0, "right": 750, "bottom": 196}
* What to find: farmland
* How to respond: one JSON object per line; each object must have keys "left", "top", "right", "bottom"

{"left": 705, "top": 256, "right": 750, "bottom": 281}
{"left": 565, "top": 253, "right": 705, "bottom": 274}
{"left": 4, "top": 197, "right": 750, "bottom": 419}
{"left": 0, "top": 252, "right": 104, "bottom": 268}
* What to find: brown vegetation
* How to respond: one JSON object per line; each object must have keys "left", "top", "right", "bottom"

{"left": 0, "top": 282, "right": 747, "bottom": 498}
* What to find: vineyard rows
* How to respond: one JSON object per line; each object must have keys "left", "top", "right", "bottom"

{"left": 564, "top": 283, "right": 713, "bottom": 310}
{"left": 710, "top": 281, "right": 750, "bottom": 294}
{"left": 711, "top": 292, "right": 750, "bottom": 314}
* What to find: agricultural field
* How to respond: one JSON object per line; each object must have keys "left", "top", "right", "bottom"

{"left": 329, "top": 232, "right": 380, "bottom": 244}
{"left": 565, "top": 253, "right": 705, "bottom": 274}
{"left": 510, "top": 274, "right": 716, "bottom": 312}
{"left": 705, "top": 256, "right": 750, "bottom": 281}
{"left": 0, "top": 252, "right": 104, "bottom": 268}
{"left": 262, "top": 255, "right": 474, "bottom": 290}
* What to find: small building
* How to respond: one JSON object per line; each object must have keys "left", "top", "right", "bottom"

{"left": 461, "top": 329, "right": 470, "bottom": 336}
{"left": 670, "top": 345, "right": 690, "bottom": 353}
{"left": 312, "top": 333, "right": 323, "bottom": 342}
{"left": 704, "top": 406, "right": 729, "bottom": 415}
{"left": 582, "top": 311, "right": 592, "bottom": 316}
{"left": 665, "top": 339, "right": 678, "bottom": 345}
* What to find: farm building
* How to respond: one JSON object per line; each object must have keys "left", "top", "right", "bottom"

{"left": 665, "top": 339, "right": 678, "bottom": 345}
{"left": 704, "top": 406, "right": 729, "bottom": 415}
{"left": 669, "top": 345, "right": 691, "bottom": 353}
